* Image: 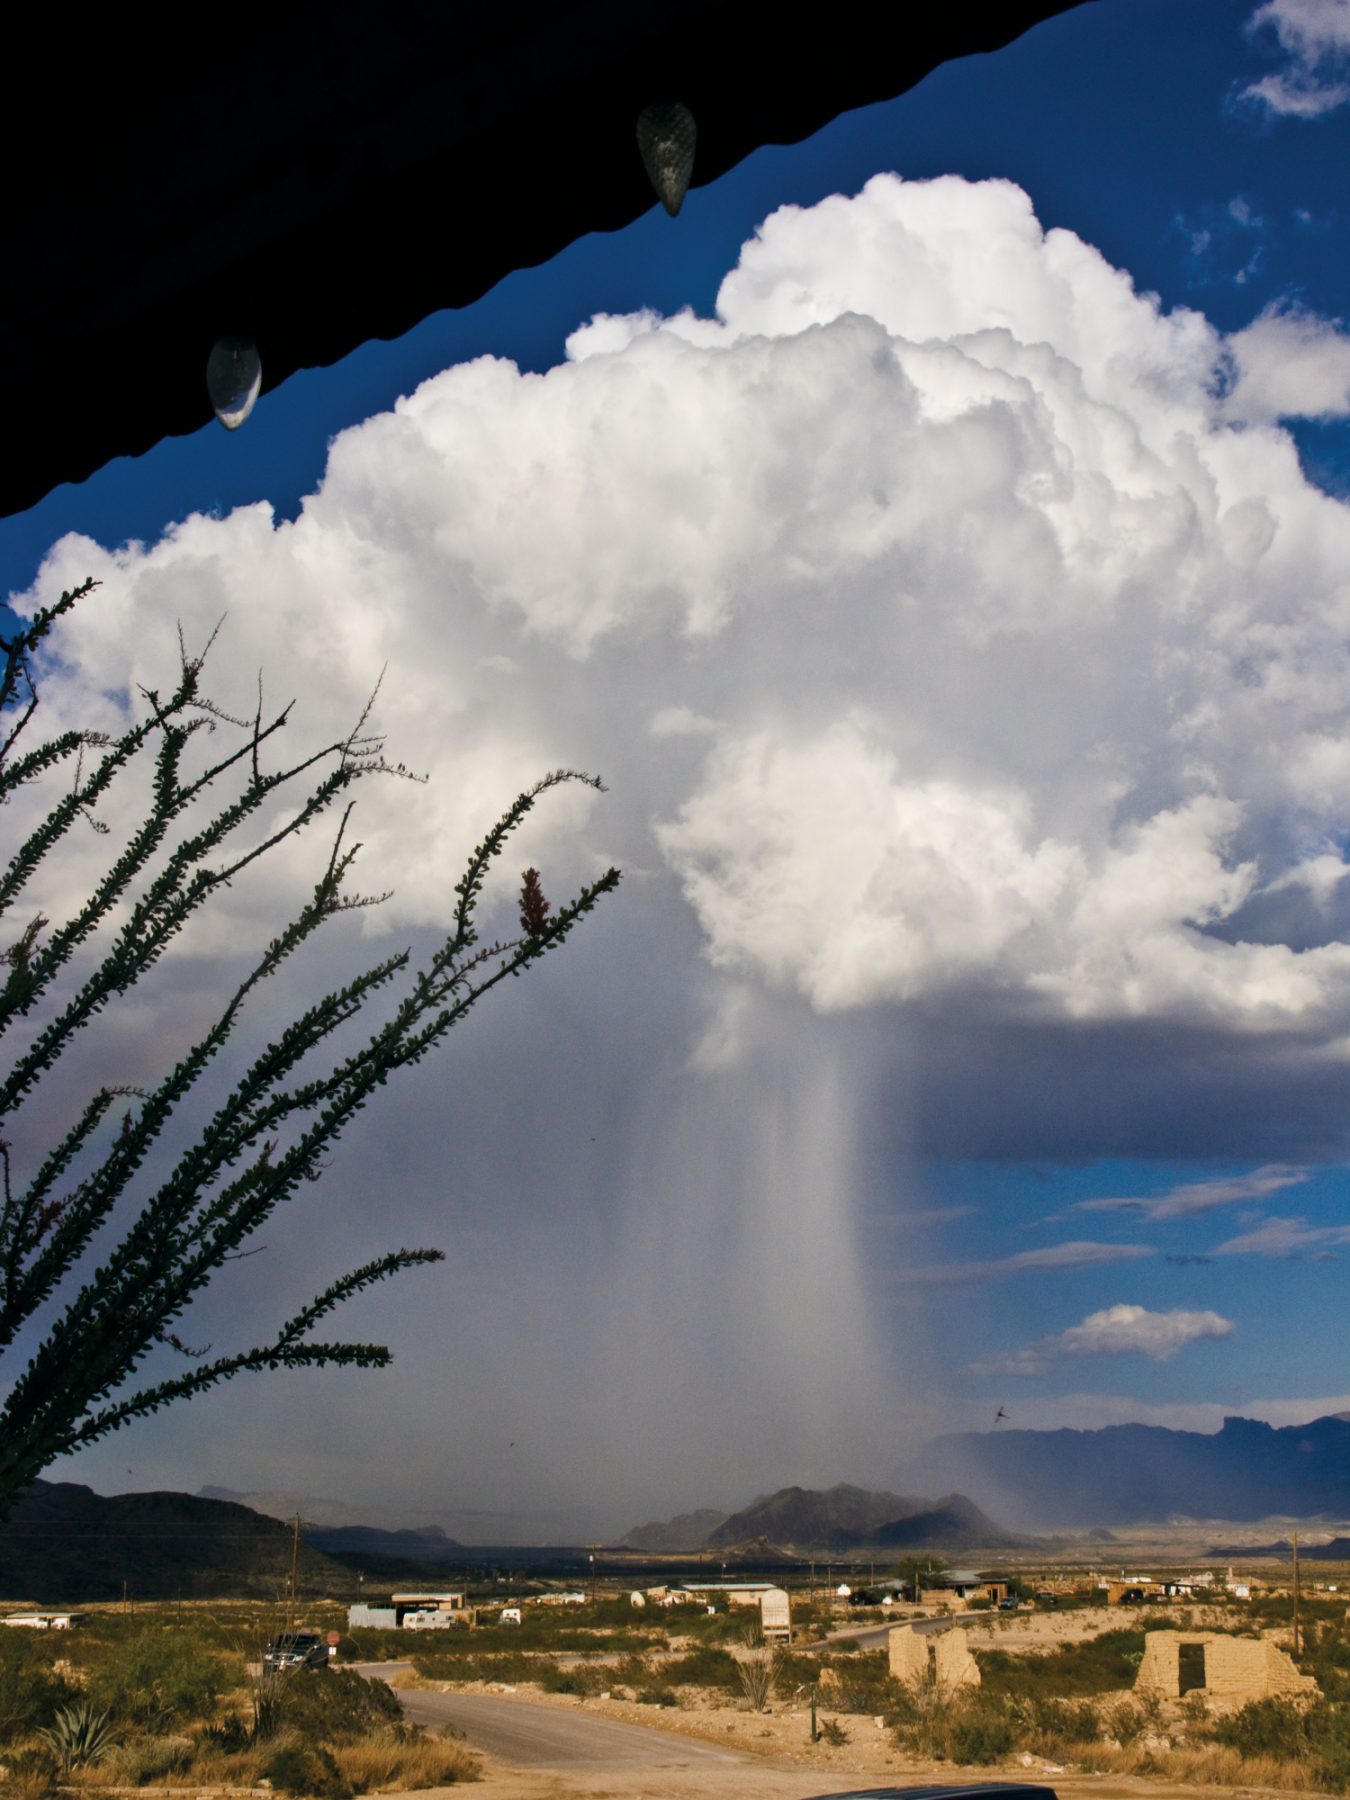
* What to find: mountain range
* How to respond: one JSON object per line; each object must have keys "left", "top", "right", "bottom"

{"left": 922, "top": 1411, "right": 1350, "bottom": 1529}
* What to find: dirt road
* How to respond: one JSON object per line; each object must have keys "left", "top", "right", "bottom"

{"left": 394, "top": 1684, "right": 748, "bottom": 1772}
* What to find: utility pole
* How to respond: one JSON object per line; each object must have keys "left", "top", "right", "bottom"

{"left": 1292, "top": 1530, "right": 1301, "bottom": 1659}
{"left": 288, "top": 1515, "right": 301, "bottom": 1632}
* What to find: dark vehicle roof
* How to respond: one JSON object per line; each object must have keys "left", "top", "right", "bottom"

{"left": 804, "top": 1787, "right": 1059, "bottom": 1800}
{"left": 0, "top": 0, "right": 1088, "bottom": 516}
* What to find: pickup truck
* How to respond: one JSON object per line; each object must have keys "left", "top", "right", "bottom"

{"left": 262, "top": 1631, "right": 329, "bottom": 1672}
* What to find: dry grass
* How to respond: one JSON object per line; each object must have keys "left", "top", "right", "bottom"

{"left": 1076, "top": 1738, "right": 1322, "bottom": 1788}
{"left": 332, "top": 1732, "right": 481, "bottom": 1789}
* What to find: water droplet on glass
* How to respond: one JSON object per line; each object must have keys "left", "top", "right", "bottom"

{"left": 206, "top": 335, "right": 261, "bottom": 430}
{"left": 636, "top": 101, "right": 696, "bottom": 217}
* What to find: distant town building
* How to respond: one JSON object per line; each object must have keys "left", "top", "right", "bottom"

{"left": 0, "top": 1611, "right": 84, "bottom": 1630}
{"left": 679, "top": 1580, "right": 782, "bottom": 1609}
{"left": 348, "top": 1590, "right": 466, "bottom": 1630}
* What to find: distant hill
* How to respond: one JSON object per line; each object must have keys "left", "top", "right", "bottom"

{"left": 620, "top": 1509, "right": 728, "bottom": 1552}
{"left": 707, "top": 1484, "right": 925, "bottom": 1551}
{"left": 0, "top": 1481, "right": 356, "bottom": 1603}
{"left": 301, "top": 1524, "right": 463, "bottom": 1561}
{"left": 924, "top": 1412, "right": 1350, "bottom": 1529}
{"left": 633, "top": 1482, "right": 1033, "bottom": 1553}
{"left": 870, "top": 1492, "right": 1035, "bottom": 1551}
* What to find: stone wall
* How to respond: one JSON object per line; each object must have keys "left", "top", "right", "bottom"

{"left": 1135, "top": 1631, "right": 1318, "bottom": 1703}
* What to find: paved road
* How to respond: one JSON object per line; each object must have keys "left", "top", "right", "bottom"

{"left": 825, "top": 1610, "right": 982, "bottom": 1652}
{"left": 356, "top": 1664, "right": 745, "bottom": 1771}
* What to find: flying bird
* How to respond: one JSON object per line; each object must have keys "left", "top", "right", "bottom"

{"left": 993, "top": 1407, "right": 1008, "bottom": 1425}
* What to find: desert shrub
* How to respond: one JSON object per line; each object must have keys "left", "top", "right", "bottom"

{"left": 537, "top": 1663, "right": 608, "bottom": 1696}
{"left": 1312, "top": 1705, "right": 1350, "bottom": 1792}
{"left": 679, "top": 1609, "right": 763, "bottom": 1647}
{"left": 774, "top": 1650, "right": 824, "bottom": 1688}
{"left": 975, "top": 1627, "right": 1145, "bottom": 1697}
{"left": 203, "top": 1711, "right": 252, "bottom": 1751}
{"left": 1014, "top": 1693, "right": 1101, "bottom": 1746}
{"left": 634, "top": 1684, "right": 678, "bottom": 1707}
{"left": 817, "top": 1716, "right": 848, "bottom": 1745}
{"left": 823, "top": 1650, "right": 903, "bottom": 1715}
{"left": 663, "top": 1646, "right": 741, "bottom": 1691}
{"left": 1106, "top": 1700, "right": 1147, "bottom": 1744}
{"left": 414, "top": 1649, "right": 546, "bottom": 1684}
{"left": 1213, "top": 1695, "right": 1313, "bottom": 1760}
{"left": 611, "top": 1652, "right": 653, "bottom": 1688}
{"left": 110, "top": 1733, "right": 194, "bottom": 1784}
{"left": 336, "top": 1628, "right": 417, "bottom": 1664}
{"left": 263, "top": 1738, "right": 352, "bottom": 1799}
{"left": 0, "top": 1636, "right": 78, "bottom": 1740}
{"left": 274, "top": 1667, "right": 404, "bottom": 1742}
{"left": 86, "top": 1627, "right": 225, "bottom": 1729}
{"left": 944, "top": 1701, "right": 1017, "bottom": 1766}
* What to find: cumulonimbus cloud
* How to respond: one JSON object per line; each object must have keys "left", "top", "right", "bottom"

{"left": 973, "top": 1302, "right": 1236, "bottom": 1376}
{"left": 15, "top": 173, "right": 1350, "bottom": 1045}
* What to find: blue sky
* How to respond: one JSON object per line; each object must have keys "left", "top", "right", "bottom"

{"left": 9, "top": 0, "right": 1350, "bottom": 1534}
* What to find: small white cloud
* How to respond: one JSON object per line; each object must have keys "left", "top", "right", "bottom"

{"left": 898, "top": 1241, "right": 1155, "bottom": 1286}
{"left": 1072, "top": 1163, "right": 1310, "bottom": 1221}
{"left": 1242, "top": 0, "right": 1350, "bottom": 117}
{"left": 975, "top": 1302, "right": 1236, "bottom": 1376}
{"left": 1212, "top": 1215, "right": 1350, "bottom": 1256}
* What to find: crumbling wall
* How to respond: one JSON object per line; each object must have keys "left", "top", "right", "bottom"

{"left": 888, "top": 1624, "right": 929, "bottom": 1687}
{"left": 933, "top": 1626, "right": 981, "bottom": 1690}
{"left": 1134, "top": 1631, "right": 1319, "bottom": 1703}
{"left": 888, "top": 1624, "right": 980, "bottom": 1692}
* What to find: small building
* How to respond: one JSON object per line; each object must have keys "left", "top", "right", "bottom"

{"left": 349, "top": 1591, "right": 464, "bottom": 1634}
{"left": 679, "top": 1580, "right": 782, "bottom": 1609}
{"left": 347, "top": 1604, "right": 398, "bottom": 1628}
{"left": 0, "top": 1611, "right": 84, "bottom": 1630}
{"left": 920, "top": 1571, "right": 1008, "bottom": 1609}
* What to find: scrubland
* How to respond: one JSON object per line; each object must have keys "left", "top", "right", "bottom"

{"left": 0, "top": 1604, "right": 477, "bottom": 1797}
{"left": 6, "top": 1584, "right": 1350, "bottom": 1797}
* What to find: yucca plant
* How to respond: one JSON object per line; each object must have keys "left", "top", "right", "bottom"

{"left": 36, "top": 1700, "right": 119, "bottom": 1774}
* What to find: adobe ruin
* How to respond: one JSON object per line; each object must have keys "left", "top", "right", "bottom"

{"left": 888, "top": 1623, "right": 981, "bottom": 1692}
{"left": 1134, "top": 1630, "right": 1319, "bottom": 1704}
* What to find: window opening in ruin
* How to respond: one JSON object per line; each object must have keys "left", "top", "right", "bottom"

{"left": 1178, "top": 1642, "right": 1206, "bottom": 1695}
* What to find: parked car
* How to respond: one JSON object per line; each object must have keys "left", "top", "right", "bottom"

{"left": 998, "top": 1597, "right": 1020, "bottom": 1610}
{"left": 263, "top": 1631, "right": 329, "bottom": 1672}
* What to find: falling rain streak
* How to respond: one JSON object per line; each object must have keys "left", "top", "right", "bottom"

{"left": 636, "top": 102, "right": 697, "bottom": 217}
{"left": 206, "top": 335, "right": 262, "bottom": 431}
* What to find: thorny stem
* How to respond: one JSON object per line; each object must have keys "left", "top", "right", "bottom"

{"left": 0, "top": 586, "right": 620, "bottom": 1517}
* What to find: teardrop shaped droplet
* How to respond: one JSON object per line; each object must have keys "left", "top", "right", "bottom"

{"left": 636, "top": 101, "right": 696, "bottom": 217}
{"left": 206, "top": 335, "right": 262, "bottom": 430}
